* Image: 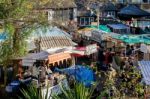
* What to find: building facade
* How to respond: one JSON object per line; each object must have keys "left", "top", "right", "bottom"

{"left": 35, "top": 0, "right": 77, "bottom": 26}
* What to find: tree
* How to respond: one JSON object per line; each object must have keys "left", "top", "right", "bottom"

{"left": 0, "top": 0, "right": 65, "bottom": 85}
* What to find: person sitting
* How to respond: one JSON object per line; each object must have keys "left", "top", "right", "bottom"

{"left": 53, "top": 77, "right": 58, "bottom": 86}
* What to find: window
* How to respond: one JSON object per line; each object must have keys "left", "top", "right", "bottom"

{"left": 85, "top": 17, "right": 90, "bottom": 25}
{"left": 63, "top": 10, "right": 69, "bottom": 21}
{"left": 69, "top": 9, "right": 73, "bottom": 20}
{"left": 118, "top": 0, "right": 125, "bottom": 3}
{"left": 107, "top": 11, "right": 115, "bottom": 17}
{"left": 80, "top": 17, "right": 85, "bottom": 26}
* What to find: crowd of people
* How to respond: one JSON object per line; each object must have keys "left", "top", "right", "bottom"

{"left": 97, "top": 44, "right": 140, "bottom": 69}
{"left": 97, "top": 46, "right": 113, "bottom": 71}
{"left": 95, "top": 43, "right": 144, "bottom": 97}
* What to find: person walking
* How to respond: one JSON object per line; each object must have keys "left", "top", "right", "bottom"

{"left": 104, "top": 49, "right": 113, "bottom": 67}
{"left": 97, "top": 46, "right": 105, "bottom": 70}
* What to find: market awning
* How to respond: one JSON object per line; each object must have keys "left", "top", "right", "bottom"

{"left": 71, "top": 44, "right": 97, "bottom": 57}
{"left": 107, "top": 24, "right": 129, "bottom": 30}
{"left": 140, "top": 43, "right": 150, "bottom": 53}
{"left": 21, "top": 48, "right": 72, "bottom": 66}
{"left": 113, "top": 35, "right": 150, "bottom": 44}
{"left": 139, "top": 61, "right": 150, "bottom": 85}
{"left": 77, "top": 28, "right": 94, "bottom": 37}
{"left": 22, "top": 51, "right": 49, "bottom": 61}
{"left": 21, "top": 51, "right": 49, "bottom": 66}
{"left": 88, "top": 25, "right": 111, "bottom": 32}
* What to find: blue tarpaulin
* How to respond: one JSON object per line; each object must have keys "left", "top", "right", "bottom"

{"left": 55, "top": 65, "right": 95, "bottom": 87}
{"left": 0, "top": 33, "right": 7, "bottom": 41}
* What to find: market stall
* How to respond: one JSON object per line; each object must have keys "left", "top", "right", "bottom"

{"left": 88, "top": 25, "right": 111, "bottom": 33}
{"left": 138, "top": 61, "right": 150, "bottom": 98}
{"left": 140, "top": 43, "right": 150, "bottom": 61}
{"left": 118, "top": 4, "right": 150, "bottom": 20}
{"left": 107, "top": 24, "right": 130, "bottom": 34}
{"left": 21, "top": 49, "right": 72, "bottom": 66}
{"left": 78, "top": 28, "right": 103, "bottom": 43}
{"left": 71, "top": 44, "right": 98, "bottom": 65}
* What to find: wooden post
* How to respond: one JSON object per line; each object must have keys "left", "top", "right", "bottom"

{"left": 72, "top": 56, "right": 76, "bottom": 66}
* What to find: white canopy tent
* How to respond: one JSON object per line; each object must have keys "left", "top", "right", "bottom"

{"left": 139, "top": 61, "right": 150, "bottom": 85}
{"left": 140, "top": 44, "right": 150, "bottom": 61}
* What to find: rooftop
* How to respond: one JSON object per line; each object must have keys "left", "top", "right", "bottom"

{"left": 38, "top": 0, "right": 77, "bottom": 9}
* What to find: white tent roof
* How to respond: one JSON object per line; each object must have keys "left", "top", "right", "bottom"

{"left": 139, "top": 61, "right": 150, "bottom": 85}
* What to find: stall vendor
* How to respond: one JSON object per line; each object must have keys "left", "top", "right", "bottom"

{"left": 18, "top": 66, "right": 23, "bottom": 79}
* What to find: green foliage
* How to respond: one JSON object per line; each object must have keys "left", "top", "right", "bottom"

{"left": 0, "top": 0, "right": 48, "bottom": 65}
{"left": 19, "top": 85, "right": 42, "bottom": 99}
{"left": 0, "top": 0, "right": 50, "bottom": 86}
{"left": 20, "top": 82, "right": 112, "bottom": 99}
{"left": 116, "top": 66, "right": 144, "bottom": 97}
{"left": 53, "top": 83, "right": 96, "bottom": 99}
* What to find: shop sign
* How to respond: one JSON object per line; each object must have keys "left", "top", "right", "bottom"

{"left": 85, "top": 44, "right": 97, "bottom": 55}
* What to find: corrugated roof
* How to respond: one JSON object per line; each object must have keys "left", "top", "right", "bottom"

{"left": 139, "top": 61, "right": 150, "bottom": 85}
{"left": 32, "top": 27, "right": 72, "bottom": 39}
{"left": 39, "top": 36, "right": 74, "bottom": 50}
{"left": 31, "top": 27, "right": 75, "bottom": 50}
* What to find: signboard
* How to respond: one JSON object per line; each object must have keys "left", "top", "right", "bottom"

{"left": 85, "top": 44, "right": 97, "bottom": 55}
{"left": 48, "top": 52, "right": 71, "bottom": 64}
